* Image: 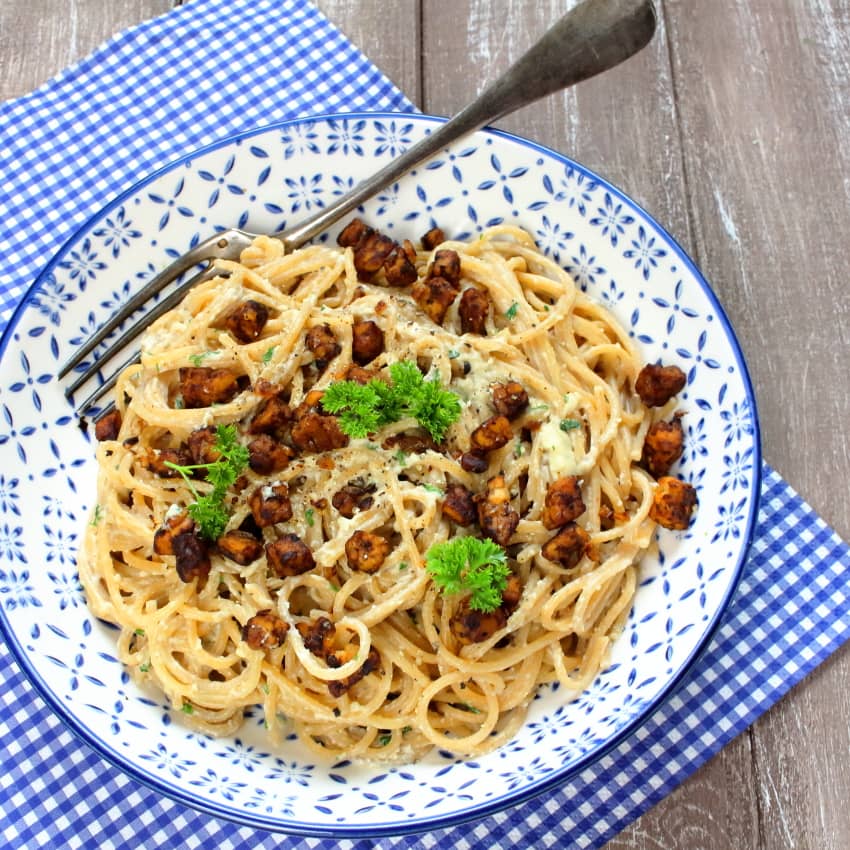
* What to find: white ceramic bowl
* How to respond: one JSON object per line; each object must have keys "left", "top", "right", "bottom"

{"left": 0, "top": 113, "right": 760, "bottom": 836}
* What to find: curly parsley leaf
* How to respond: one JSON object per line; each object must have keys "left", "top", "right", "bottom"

{"left": 425, "top": 537, "right": 510, "bottom": 612}
{"left": 164, "top": 424, "right": 249, "bottom": 541}
{"left": 321, "top": 381, "right": 384, "bottom": 438}
{"left": 322, "top": 360, "right": 461, "bottom": 442}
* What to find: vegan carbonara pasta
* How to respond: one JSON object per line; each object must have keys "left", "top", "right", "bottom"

{"left": 79, "top": 221, "right": 696, "bottom": 762}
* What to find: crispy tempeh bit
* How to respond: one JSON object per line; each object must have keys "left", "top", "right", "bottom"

{"left": 216, "top": 530, "right": 264, "bottom": 565}
{"left": 450, "top": 574, "right": 523, "bottom": 645}
{"left": 635, "top": 363, "right": 687, "bottom": 407}
{"left": 248, "top": 482, "right": 293, "bottom": 527}
{"left": 242, "top": 610, "right": 289, "bottom": 649}
{"left": 223, "top": 299, "right": 269, "bottom": 343}
{"left": 152, "top": 508, "right": 205, "bottom": 581}
{"left": 541, "top": 522, "right": 590, "bottom": 568}
{"left": 290, "top": 390, "right": 349, "bottom": 453}
{"left": 470, "top": 415, "right": 513, "bottom": 453}
{"left": 297, "top": 616, "right": 336, "bottom": 656}
{"left": 411, "top": 275, "right": 460, "bottom": 324}
{"left": 649, "top": 477, "right": 698, "bottom": 530}
{"left": 179, "top": 367, "right": 240, "bottom": 408}
{"left": 153, "top": 510, "right": 195, "bottom": 556}
{"left": 459, "top": 287, "right": 490, "bottom": 335}
{"left": 351, "top": 320, "right": 384, "bottom": 365}
{"left": 421, "top": 227, "right": 445, "bottom": 251}
{"left": 332, "top": 482, "right": 375, "bottom": 518}
{"left": 599, "top": 504, "right": 629, "bottom": 531}
{"left": 475, "top": 475, "right": 520, "bottom": 546}
{"left": 460, "top": 450, "right": 489, "bottom": 474}
{"left": 337, "top": 218, "right": 371, "bottom": 250}
{"left": 491, "top": 382, "right": 529, "bottom": 420}
{"left": 381, "top": 431, "right": 439, "bottom": 454}
{"left": 139, "top": 446, "right": 192, "bottom": 477}
{"left": 305, "top": 323, "right": 341, "bottom": 368}
{"left": 187, "top": 426, "right": 221, "bottom": 465}
{"left": 641, "top": 414, "right": 685, "bottom": 477}
{"left": 412, "top": 247, "right": 464, "bottom": 325}
{"left": 328, "top": 648, "right": 380, "bottom": 697}
{"left": 383, "top": 243, "right": 418, "bottom": 286}
{"left": 266, "top": 533, "right": 315, "bottom": 577}
{"left": 172, "top": 530, "right": 211, "bottom": 583}
{"left": 343, "top": 364, "right": 379, "bottom": 385}
{"left": 345, "top": 530, "right": 391, "bottom": 573}
{"left": 337, "top": 218, "right": 396, "bottom": 280}
{"left": 247, "top": 434, "right": 294, "bottom": 475}
{"left": 338, "top": 218, "right": 417, "bottom": 285}
{"left": 94, "top": 408, "right": 122, "bottom": 441}
{"left": 441, "top": 484, "right": 476, "bottom": 526}
{"left": 430, "top": 249, "right": 461, "bottom": 286}
{"left": 248, "top": 392, "right": 291, "bottom": 435}
{"left": 355, "top": 230, "right": 397, "bottom": 277}
{"left": 298, "top": 616, "right": 382, "bottom": 696}
{"left": 542, "top": 476, "right": 586, "bottom": 530}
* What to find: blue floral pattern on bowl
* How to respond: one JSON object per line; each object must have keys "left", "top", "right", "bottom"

{"left": 0, "top": 113, "right": 760, "bottom": 837}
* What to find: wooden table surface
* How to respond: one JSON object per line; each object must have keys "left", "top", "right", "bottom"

{"left": 2, "top": 1, "right": 848, "bottom": 847}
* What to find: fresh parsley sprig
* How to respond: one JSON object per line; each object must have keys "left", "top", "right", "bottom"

{"left": 321, "top": 360, "right": 461, "bottom": 442}
{"left": 163, "top": 423, "right": 250, "bottom": 541}
{"left": 425, "top": 537, "right": 510, "bottom": 612}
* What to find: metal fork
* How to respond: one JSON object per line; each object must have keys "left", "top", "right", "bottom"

{"left": 61, "top": 0, "right": 656, "bottom": 413}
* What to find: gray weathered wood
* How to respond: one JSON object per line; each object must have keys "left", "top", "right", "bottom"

{"left": 2, "top": 1, "right": 849, "bottom": 848}
{"left": 661, "top": 2, "right": 850, "bottom": 846}
{"left": 0, "top": 0, "right": 173, "bottom": 99}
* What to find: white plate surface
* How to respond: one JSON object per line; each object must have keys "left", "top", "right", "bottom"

{"left": 0, "top": 113, "right": 760, "bottom": 836}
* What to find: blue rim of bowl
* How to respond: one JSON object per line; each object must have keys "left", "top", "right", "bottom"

{"left": 0, "top": 111, "right": 762, "bottom": 838}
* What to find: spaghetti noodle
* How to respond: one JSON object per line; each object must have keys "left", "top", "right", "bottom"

{"left": 79, "top": 224, "right": 690, "bottom": 762}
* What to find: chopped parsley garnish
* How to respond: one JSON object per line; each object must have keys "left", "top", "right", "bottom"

{"left": 322, "top": 360, "right": 461, "bottom": 442}
{"left": 559, "top": 418, "right": 582, "bottom": 432}
{"left": 398, "top": 562, "right": 409, "bottom": 571}
{"left": 181, "top": 702, "right": 194, "bottom": 714}
{"left": 134, "top": 628, "right": 145, "bottom": 636}
{"left": 422, "top": 484, "right": 445, "bottom": 496}
{"left": 376, "top": 732, "right": 392, "bottom": 747}
{"left": 163, "top": 424, "right": 250, "bottom": 541}
{"left": 188, "top": 351, "right": 214, "bottom": 366}
{"left": 514, "top": 440, "right": 524, "bottom": 458}
{"left": 305, "top": 507, "right": 315, "bottom": 527}
{"left": 448, "top": 349, "right": 460, "bottom": 359}
{"left": 425, "top": 537, "right": 509, "bottom": 612}
{"left": 505, "top": 301, "right": 519, "bottom": 320}
{"left": 89, "top": 504, "right": 103, "bottom": 527}
{"left": 262, "top": 346, "right": 276, "bottom": 363}
{"left": 138, "top": 662, "right": 151, "bottom": 673}
{"left": 394, "top": 449, "right": 408, "bottom": 466}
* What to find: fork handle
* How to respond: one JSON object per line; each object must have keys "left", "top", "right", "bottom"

{"left": 277, "top": 0, "right": 656, "bottom": 249}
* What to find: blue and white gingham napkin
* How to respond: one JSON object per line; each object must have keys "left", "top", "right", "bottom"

{"left": 1, "top": 1, "right": 848, "bottom": 847}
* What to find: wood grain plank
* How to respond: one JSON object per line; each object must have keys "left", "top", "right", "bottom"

{"left": 420, "top": 0, "right": 692, "bottom": 240}
{"left": 315, "top": 0, "right": 420, "bottom": 106}
{"left": 2, "top": 2, "right": 848, "bottom": 848}
{"left": 663, "top": 0, "right": 850, "bottom": 847}
{"left": 749, "top": 646, "right": 850, "bottom": 850}
{"left": 0, "top": 0, "right": 174, "bottom": 99}
{"left": 663, "top": 0, "right": 850, "bottom": 540}
{"left": 421, "top": 3, "right": 762, "bottom": 849}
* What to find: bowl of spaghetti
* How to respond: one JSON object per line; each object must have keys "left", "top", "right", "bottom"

{"left": 0, "top": 113, "right": 760, "bottom": 835}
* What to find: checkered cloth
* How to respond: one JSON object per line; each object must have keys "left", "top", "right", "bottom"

{"left": 0, "top": 1, "right": 848, "bottom": 847}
